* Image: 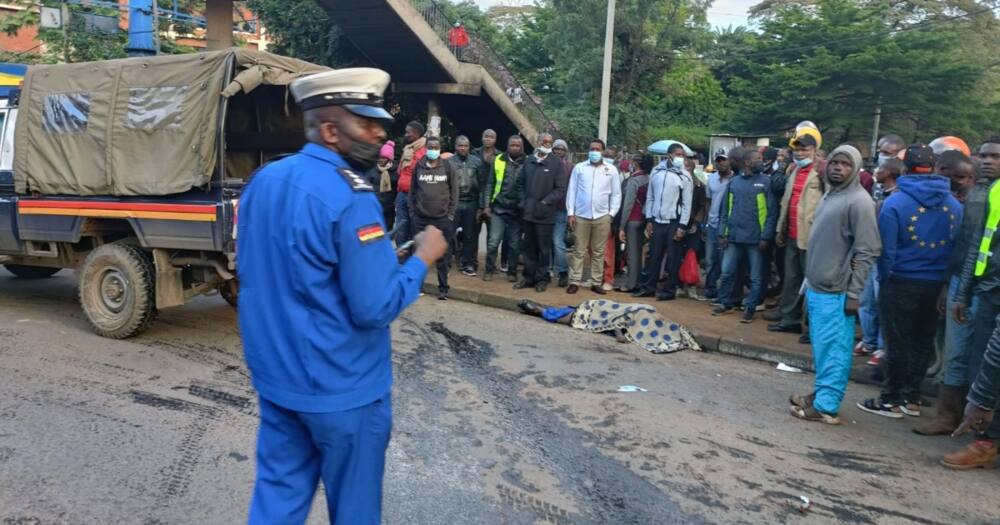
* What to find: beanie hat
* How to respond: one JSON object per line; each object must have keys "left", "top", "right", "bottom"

{"left": 380, "top": 140, "right": 395, "bottom": 160}
{"left": 553, "top": 139, "right": 568, "bottom": 150}
{"left": 904, "top": 144, "right": 935, "bottom": 174}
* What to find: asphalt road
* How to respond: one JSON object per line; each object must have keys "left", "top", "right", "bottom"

{"left": 0, "top": 270, "right": 998, "bottom": 524}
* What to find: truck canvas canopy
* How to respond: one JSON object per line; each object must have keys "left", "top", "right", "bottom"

{"left": 14, "top": 48, "right": 329, "bottom": 196}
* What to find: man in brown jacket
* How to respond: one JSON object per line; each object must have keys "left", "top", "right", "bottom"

{"left": 767, "top": 130, "right": 825, "bottom": 338}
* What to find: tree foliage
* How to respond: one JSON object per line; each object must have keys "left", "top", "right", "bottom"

{"left": 245, "top": 0, "right": 364, "bottom": 67}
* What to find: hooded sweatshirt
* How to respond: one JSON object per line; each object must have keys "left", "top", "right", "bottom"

{"left": 877, "top": 174, "right": 962, "bottom": 283}
{"left": 719, "top": 169, "right": 778, "bottom": 244}
{"left": 805, "top": 145, "right": 881, "bottom": 299}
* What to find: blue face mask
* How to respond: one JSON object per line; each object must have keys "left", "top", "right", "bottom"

{"left": 794, "top": 157, "right": 813, "bottom": 168}
{"left": 877, "top": 154, "right": 893, "bottom": 167}
{"left": 588, "top": 151, "right": 603, "bottom": 163}
{"left": 672, "top": 157, "right": 685, "bottom": 170}
{"left": 426, "top": 149, "right": 441, "bottom": 161}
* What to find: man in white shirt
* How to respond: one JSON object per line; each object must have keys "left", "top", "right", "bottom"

{"left": 633, "top": 143, "right": 694, "bottom": 300}
{"left": 565, "top": 139, "right": 623, "bottom": 294}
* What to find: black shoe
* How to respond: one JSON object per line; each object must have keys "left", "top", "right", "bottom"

{"left": 517, "top": 299, "right": 545, "bottom": 316}
{"left": 558, "top": 273, "right": 569, "bottom": 287}
{"left": 513, "top": 280, "right": 532, "bottom": 290}
{"left": 591, "top": 285, "right": 607, "bottom": 295}
{"left": 461, "top": 267, "right": 477, "bottom": 277}
{"left": 437, "top": 290, "right": 448, "bottom": 300}
{"left": 712, "top": 305, "right": 734, "bottom": 316}
{"left": 535, "top": 281, "right": 548, "bottom": 293}
{"left": 656, "top": 293, "right": 676, "bottom": 301}
{"left": 631, "top": 289, "right": 654, "bottom": 298}
{"left": 506, "top": 273, "right": 518, "bottom": 283}
{"left": 798, "top": 333, "right": 810, "bottom": 345}
{"left": 740, "top": 308, "right": 754, "bottom": 324}
{"left": 856, "top": 398, "right": 904, "bottom": 419}
{"left": 483, "top": 272, "right": 494, "bottom": 282}
{"left": 768, "top": 323, "right": 803, "bottom": 334}
{"left": 566, "top": 284, "right": 579, "bottom": 294}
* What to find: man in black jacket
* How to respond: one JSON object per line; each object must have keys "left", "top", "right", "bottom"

{"left": 410, "top": 136, "right": 459, "bottom": 299}
{"left": 484, "top": 135, "right": 526, "bottom": 282}
{"left": 515, "top": 133, "right": 567, "bottom": 292}
{"left": 448, "top": 135, "right": 488, "bottom": 276}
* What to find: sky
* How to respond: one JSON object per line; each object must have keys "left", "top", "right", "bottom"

{"left": 473, "top": 0, "right": 758, "bottom": 28}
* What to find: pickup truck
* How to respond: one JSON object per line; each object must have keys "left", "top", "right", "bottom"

{"left": 0, "top": 49, "right": 328, "bottom": 338}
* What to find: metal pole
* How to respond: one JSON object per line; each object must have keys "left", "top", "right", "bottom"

{"left": 870, "top": 98, "right": 882, "bottom": 161}
{"left": 598, "top": 0, "right": 616, "bottom": 142}
{"left": 61, "top": 1, "right": 69, "bottom": 63}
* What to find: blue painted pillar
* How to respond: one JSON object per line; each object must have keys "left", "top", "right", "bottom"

{"left": 126, "top": 0, "right": 157, "bottom": 56}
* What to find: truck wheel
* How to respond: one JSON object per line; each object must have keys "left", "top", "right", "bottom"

{"left": 78, "top": 244, "right": 157, "bottom": 339}
{"left": 3, "top": 265, "right": 61, "bottom": 279}
{"left": 219, "top": 279, "right": 238, "bottom": 308}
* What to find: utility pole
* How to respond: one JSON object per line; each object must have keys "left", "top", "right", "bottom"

{"left": 206, "top": 0, "right": 235, "bottom": 51}
{"left": 126, "top": 0, "right": 157, "bottom": 57}
{"left": 870, "top": 98, "right": 882, "bottom": 161}
{"left": 61, "top": 1, "right": 69, "bottom": 63}
{"left": 598, "top": 0, "right": 616, "bottom": 142}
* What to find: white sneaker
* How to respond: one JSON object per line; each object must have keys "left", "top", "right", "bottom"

{"left": 602, "top": 282, "right": 614, "bottom": 292}
{"left": 686, "top": 286, "right": 701, "bottom": 300}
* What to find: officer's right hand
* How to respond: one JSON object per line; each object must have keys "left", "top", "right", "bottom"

{"left": 414, "top": 226, "right": 448, "bottom": 267}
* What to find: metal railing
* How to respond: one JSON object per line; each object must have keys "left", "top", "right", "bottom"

{"left": 409, "top": 0, "right": 559, "bottom": 136}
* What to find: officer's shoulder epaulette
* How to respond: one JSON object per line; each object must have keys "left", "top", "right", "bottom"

{"left": 337, "top": 167, "right": 374, "bottom": 192}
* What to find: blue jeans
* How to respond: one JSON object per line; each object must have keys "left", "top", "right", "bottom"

{"left": 551, "top": 210, "right": 568, "bottom": 275}
{"left": 392, "top": 192, "right": 410, "bottom": 244}
{"left": 718, "top": 242, "right": 764, "bottom": 310}
{"left": 704, "top": 225, "right": 722, "bottom": 295}
{"left": 250, "top": 395, "right": 392, "bottom": 525}
{"left": 807, "top": 290, "right": 855, "bottom": 415}
{"left": 486, "top": 212, "right": 520, "bottom": 275}
{"left": 943, "top": 274, "right": 981, "bottom": 387}
{"left": 858, "top": 270, "right": 883, "bottom": 351}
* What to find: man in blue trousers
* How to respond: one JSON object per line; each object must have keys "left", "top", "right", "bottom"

{"left": 789, "top": 144, "right": 881, "bottom": 424}
{"left": 237, "top": 68, "right": 448, "bottom": 524}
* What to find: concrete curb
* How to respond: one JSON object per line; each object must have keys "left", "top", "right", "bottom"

{"left": 424, "top": 282, "right": 881, "bottom": 387}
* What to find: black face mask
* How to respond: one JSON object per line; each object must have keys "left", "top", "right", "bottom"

{"left": 750, "top": 161, "right": 765, "bottom": 174}
{"left": 345, "top": 140, "right": 381, "bottom": 171}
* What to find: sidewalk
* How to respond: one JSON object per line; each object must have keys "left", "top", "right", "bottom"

{"left": 423, "top": 270, "right": 883, "bottom": 386}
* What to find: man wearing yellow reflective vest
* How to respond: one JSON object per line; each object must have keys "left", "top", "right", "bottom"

{"left": 944, "top": 136, "right": 1000, "bottom": 469}
{"left": 483, "top": 135, "right": 527, "bottom": 282}
{"left": 712, "top": 148, "right": 779, "bottom": 323}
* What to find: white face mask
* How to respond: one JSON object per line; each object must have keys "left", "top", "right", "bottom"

{"left": 671, "top": 157, "right": 685, "bottom": 170}
{"left": 535, "top": 147, "right": 552, "bottom": 158}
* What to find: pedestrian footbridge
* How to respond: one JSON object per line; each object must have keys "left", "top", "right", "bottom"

{"left": 315, "top": 0, "right": 555, "bottom": 144}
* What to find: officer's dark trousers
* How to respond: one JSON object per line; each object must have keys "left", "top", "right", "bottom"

{"left": 249, "top": 394, "right": 392, "bottom": 525}
{"left": 454, "top": 201, "right": 479, "bottom": 270}
{"left": 522, "top": 220, "right": 553, "bottom": 284}
{"left": 412, "top": 214, "right": 452, "bottom": 292}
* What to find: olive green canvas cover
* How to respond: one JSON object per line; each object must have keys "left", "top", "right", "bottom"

{"left": 14, "top": 48, "right": 328, "bottom": 195}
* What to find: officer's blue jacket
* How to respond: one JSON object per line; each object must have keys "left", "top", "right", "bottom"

{"left": 237, "top": 143, "right": 428, "bottom": 413}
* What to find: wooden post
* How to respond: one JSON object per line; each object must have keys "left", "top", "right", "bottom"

{"left": 205, "top": 0, "right": 234, "bottom": 51}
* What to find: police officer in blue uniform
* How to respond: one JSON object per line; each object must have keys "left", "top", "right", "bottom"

{"left": 237, "top": 68, "right": 448, "bottom": 524}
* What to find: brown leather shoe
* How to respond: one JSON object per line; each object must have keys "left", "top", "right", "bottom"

{"left": 913, "top": 385, "right": 965, "bottom": 436}
{"left": 942, "top": 439, "right": 998, "bottom": 470}
{"left": 591, "top": 285, "right": 607, "bottom": 295}
{"left": 566, "top": 284, "right": 579, "bottom": 294}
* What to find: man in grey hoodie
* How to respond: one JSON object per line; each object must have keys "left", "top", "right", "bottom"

{"left": 789, "top": 145, "right": 881, "bottom": 424}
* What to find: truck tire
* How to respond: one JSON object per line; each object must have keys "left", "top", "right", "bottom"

{"left": 3, "top": 265, "right": 61, "bottom": 279}
{"left": 219, "top": 279, "right": 238, "bottom": 308}
{"left": 78, "top": 244, "right": 158, "bottom": 339}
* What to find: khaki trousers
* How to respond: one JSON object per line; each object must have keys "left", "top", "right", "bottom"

{"left": 568, "top": 215, "right": 612, "bottom": 286}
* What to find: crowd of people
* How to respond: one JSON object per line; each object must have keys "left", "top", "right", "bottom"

{"left": 369, "top": 120, "right": 1000, "bottom": 470}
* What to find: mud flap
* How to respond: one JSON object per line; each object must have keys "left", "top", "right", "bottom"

{"left": 152, "top": 249, "right": 184, "bottom": 309}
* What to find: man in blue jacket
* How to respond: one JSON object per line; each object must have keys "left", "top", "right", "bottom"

{"left": 713, "top": 149, "right": 778, "bottom": 323}
{"left": 857, "top": 144, "right": 963, "bottom": 419}
{"left": 237, "top": 68, "right": 447, "bottom": 524}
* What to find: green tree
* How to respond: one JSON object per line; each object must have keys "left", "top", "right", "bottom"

{"left": 723, "top": 0, "right": 1000, "bottom": 146}
{"left": 245, "top": 0, "right": 365, "bottom": 67}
